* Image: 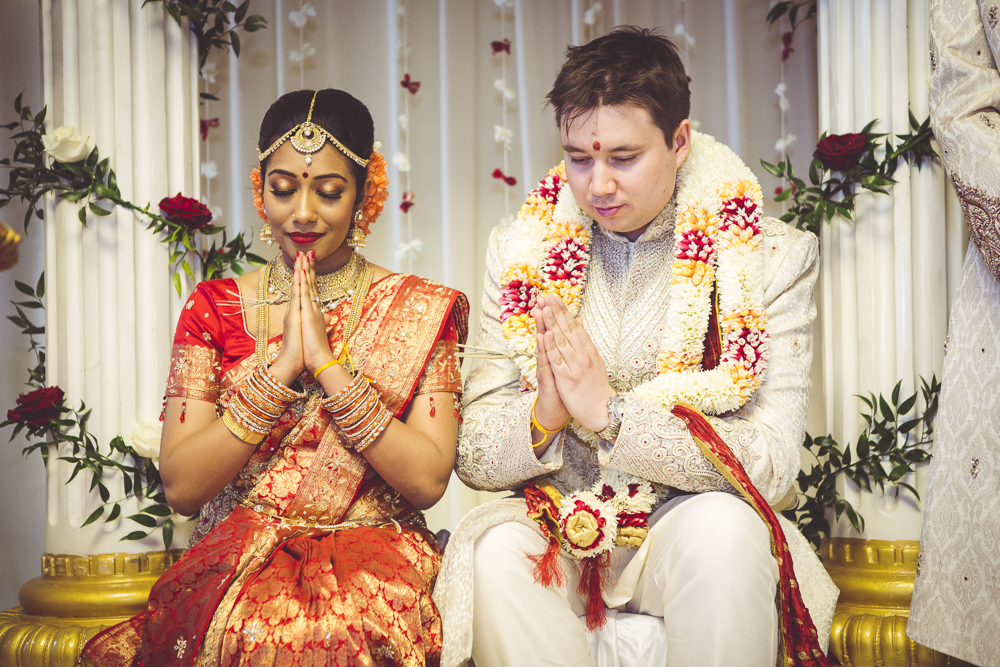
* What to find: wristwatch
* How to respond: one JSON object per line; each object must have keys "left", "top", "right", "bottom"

{"left": 596, "top": 393, "right": 625, "bottom": 441}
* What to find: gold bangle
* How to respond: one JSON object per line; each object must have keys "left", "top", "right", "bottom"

{"left": 313, "top": 359, "right": 341, "bottom": 380}
{"left": 530, "top": 396, "right": 569, "bottom": 448}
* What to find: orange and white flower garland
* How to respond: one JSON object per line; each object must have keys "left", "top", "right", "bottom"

{"left": 498, "top": 131, "right": 768, "bottom": 416}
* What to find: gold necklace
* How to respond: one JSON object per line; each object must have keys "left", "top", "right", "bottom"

{"left": 267, "top": 251, "right": 366, "bottom": 310}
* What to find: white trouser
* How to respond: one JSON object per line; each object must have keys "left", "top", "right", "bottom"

{"left": 471, "top": 492, "right": 779, "bottom": 667}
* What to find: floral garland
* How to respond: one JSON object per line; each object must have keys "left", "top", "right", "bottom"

{"left": 499, "top": 131, "right": 769, "bottom": 416}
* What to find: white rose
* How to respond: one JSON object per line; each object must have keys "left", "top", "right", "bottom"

{"left": 125, "top": 420, "right": 162, "bottom": 463}
{"left": 41, "top": 126, "right": 95, "bottom": 164}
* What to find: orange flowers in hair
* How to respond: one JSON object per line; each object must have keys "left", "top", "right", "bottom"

{"left": 358, "top": 150, "right": 389, "bottom": 235}
{"left": 250, "top": 167, "right": 267, "bottom": 222}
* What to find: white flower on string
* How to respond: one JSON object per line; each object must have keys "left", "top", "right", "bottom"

{"left": 289, "top": 43, "right": 316, "bottom": 63}
{"left": 398, "top": 44, "right": 411, "bottom": 57}
{"left": 398, "top": 114, "right": 409, "bottom": 130}
{"left": 395, "top": 238, "right": 424, "bottom": 260}
{"left": 493, "top": 0, "right": 513, "bottom": 6}
{"left": 373, "top": 140, "right": 382, "bottom": 152}
{"left": 200, "top": 61, "right": 217, "bottom": 84}
{"left": 583, "top": 2, "right": 603, "bottom": 25}
{"left": 209, "top": 204, "right": 223, "bottom": 222}
{"left": 775, "top": 82, "right": 790, "bottom": 113}
{"left": 288, "top": 3, "right": 316, "bottom": 28}
{"left": 775, "top": 134, "right": 797, "bottom": 153}
{"left": 392, "top": 152, "right": 411, "bottom": 172}
{"left": 690, "top": 119, "right": 701, "bottom": 131}
{"left": 673, "top": 23, "right": 696, "bottom": 47}
{"left": 200, "top": 161, "right": 218, "bottom": 180}
{"left": 396, "top": 0, "right": 406, "bottom": 15}
{"left": 494, "top": 125, "right": 513, "bottom": 150}
{"left": 493, "top": 78, "right": 516, "bottom": 100}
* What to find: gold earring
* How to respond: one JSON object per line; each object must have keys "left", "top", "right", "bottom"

{"left": 347, "top": 211, "right": 367, "bottom": 249}
{"left": 260, "top": 224, "right": 275, "bottom": 246}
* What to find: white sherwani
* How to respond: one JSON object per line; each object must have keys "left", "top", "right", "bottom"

{"left": 908, "top": 2, "right": 1000, "bottom": 664}
{"left": 434, "top": 164, "right": 839, "bottom": 666}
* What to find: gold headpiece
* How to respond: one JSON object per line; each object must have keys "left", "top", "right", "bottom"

{"left": 256, "top": 91, "right": 369, "bottom": 168}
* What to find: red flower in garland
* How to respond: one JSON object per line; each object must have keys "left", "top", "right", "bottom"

{"left": 813, "top": 132, "right": 867, "bottom": 173}
{"left": 200, "top": 117, "right": 219, "bottom": 141}
{"left": 492, "top": 168, "right": 517, "bottom": 186}
{"left": 6, "top": 386, "right": 64, "bottom": 434}
{"left": 159, "top": 194, "right": 213, "bottom": 231}
{"left": 781, "top": 31, "right": 794, "bottom": 62}
{"left": 400, "top": 74, "right": 420, "bottom": 95}
{"left": 491, "top": 39, "right": 511, "bottom": 55}
{"left": 400, "top": 191, "right": 415, "bottom": 213}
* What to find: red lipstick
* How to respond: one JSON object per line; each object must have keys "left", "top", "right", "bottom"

{"left": 288, "top": 232, "right": 322, "bottom": 245}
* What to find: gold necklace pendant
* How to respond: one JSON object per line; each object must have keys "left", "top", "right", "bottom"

{"left": 267, "top": 251, "right": 367, "bottom": 310}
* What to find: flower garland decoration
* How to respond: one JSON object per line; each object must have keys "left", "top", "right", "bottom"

{"left": 491, "top": 0, "right": 518, "bottom": 225}
{"left": 393, "top": 0, "right": 422, "bottom": 269}
{"left": 499, "top": 131, "right": 769, "bottom": 416}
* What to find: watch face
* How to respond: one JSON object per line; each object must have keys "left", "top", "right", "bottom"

{"left": 609, "top": 395, "right": 626, "bottom": 420}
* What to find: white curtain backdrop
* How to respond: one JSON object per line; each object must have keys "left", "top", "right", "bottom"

{"left": 0, "top": 0, "right": 818, "bottom": 608}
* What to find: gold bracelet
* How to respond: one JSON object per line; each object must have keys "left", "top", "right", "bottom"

{"left": 313, "top": 359, "right": 341, "bottom": 380}
{"left": 530, "top": 396, "right": 569, "bottom": 448}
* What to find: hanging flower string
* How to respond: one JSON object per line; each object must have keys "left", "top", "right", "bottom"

{"left": 491, "top": 0, "right": 517, "bottom": 225}
{"left": 393, "top": 0, "right": 422, "bottom": 269}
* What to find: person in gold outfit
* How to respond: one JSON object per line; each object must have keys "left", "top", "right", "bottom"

{"left": 82, "top": 88, "right": 468, "bottom": 667}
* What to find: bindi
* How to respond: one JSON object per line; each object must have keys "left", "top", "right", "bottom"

{"left": 592, "top": 141, "right": 601, "bottom": 151}
{"left": 302, "top": 172, "right": 309, "bottom": 179}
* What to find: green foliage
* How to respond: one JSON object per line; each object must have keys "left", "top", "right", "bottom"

{"left": 783, "top": 376, "right": 940, "bottom": 551}
{"left": 762, "top": 112, "right": 938, "bottom": 235}
{"left": 766, "top": 1, "right": 817, "bottom": 33}
{"left": 143, "top": 0, "right": 268, "bottom": 69}
{"left": 0, "top": 270, "right": 193, "bottom": 549}
{"left": 0, "top": 96, "right": 264, "bottom": 295}
{"left": 7, "top": 272, "right": 45, "bottom": 389}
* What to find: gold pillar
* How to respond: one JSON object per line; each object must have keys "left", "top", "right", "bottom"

{"left": 0, "top": 551, "right": 182, "bottom": 667}
{"left": 823, "top": 538, "right": 972, "bottom": 667}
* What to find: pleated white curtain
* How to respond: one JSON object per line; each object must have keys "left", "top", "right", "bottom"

{"left": 40, "top": 0, "right": 199, "bottom": 554}
{"left": 198, "top": 0, "right": 820, "bottom": 531}
{"left": 817, "top": 0, "right": 966, "bottom": 541}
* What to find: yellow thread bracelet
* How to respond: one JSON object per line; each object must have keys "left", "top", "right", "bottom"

{"left": 530, "top": 397, "right": 569, "bottom": 448}
{"left": 313, "top": 359, "right": 341, "bottom": 380}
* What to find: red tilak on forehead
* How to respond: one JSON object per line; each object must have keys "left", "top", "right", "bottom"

{"left": 593, "top": 141, "right": 601, "bottom": 151}
{"left": 302, "top": 172, "right": 309, "bottom": 178}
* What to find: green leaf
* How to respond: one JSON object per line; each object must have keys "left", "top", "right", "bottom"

{"left": 889, "top": 464, "right": 910, "bottom": 481}
{"left": 121, "top": 531, "right": 149, "bottom": 541}
{"left": 891, "top": 380, "right": 901, "bottom": 406}
{"left": 82, "top": 506, "right": 105, "bottom": 527}
{"left": 78, "top": 206, "right": 88, "bottom": 224}
{"left": 774, "top": 188, "right": 793, "bottom": 202}
{"left": 760, "top": 160, "right": 785, "bottom": 178}
{"left": 162, "top": 518, "right": 174, "bottom": 550}
{"left": 142, "top": 503, "right": 174, "bottom": 517}
{"left": 126, "top": 513, "right": 157, "bottom": 528}
{"left": 89, "top": 201, "right": 112, "bottom": 216}
{"left": 173, "top": 271, "right": 183, "bottom": 297}
{"left": 898, "top": 392, "right": 917, "bottom": 416}
{"left": 14, "top": 280, "right": 34, "bottom": 296}
{"left": 107, "top": 503, "right": 122, "bottom": 522}
{"left": 230, "top": 31, "right": 241, "bottom": 57}
{"left": 879, "top": 395, "right": 895, "bottom": 423}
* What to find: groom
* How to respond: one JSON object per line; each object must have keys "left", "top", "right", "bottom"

{"left": 441, "top": 27, "right": 834, "bottom": 667}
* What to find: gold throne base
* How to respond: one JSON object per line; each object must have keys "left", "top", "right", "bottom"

{"left": 822, "top": 538, "right": 973, "bottom": 667}
{"left": 0, "top": 551, "right": 183, "bottom": 667}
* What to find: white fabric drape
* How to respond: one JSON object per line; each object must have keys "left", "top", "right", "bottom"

{"left": 198, "top": 0, "right": 819, "bottom": 531}
{"left": 817, "top": 0, "right": 966, "bottom": 541}
{"left": 39, "top": 0, "right": 198, "bottom": 555}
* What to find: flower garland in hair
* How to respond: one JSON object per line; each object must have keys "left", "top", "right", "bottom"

{"left": 249, "top": 147, "right": 389, "bottom": 233}
{"left": 498, "top": 131, "right": 768, "bottom": 415}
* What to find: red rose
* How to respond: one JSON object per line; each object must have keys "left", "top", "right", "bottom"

{"left": 813, "top": 133, "right": 867, "bottom": 173}
{"left": 158, "top": 193, "right": 213, "bottom": 231}
{"left": 7, "top": 386, "right": 64, "bottom": 432}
